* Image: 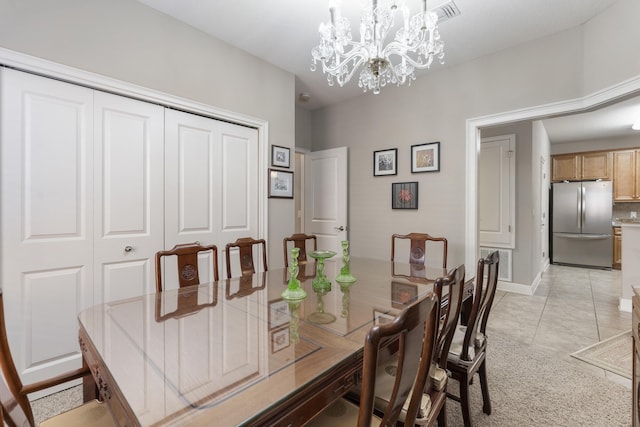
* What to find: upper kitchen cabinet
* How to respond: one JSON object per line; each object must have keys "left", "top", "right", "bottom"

{"left": 613, "top": 150, "right": 640, "bottom": 201}
{"left": 551, "top": 151, "right": 612, "bottom": 182}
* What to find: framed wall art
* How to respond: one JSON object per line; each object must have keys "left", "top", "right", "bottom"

{"left": 271, "top": 145, "right": 290, "bottom": 168}
{"left": 268, "top": 299, "right": 290, "bottom": 330}
{"left": 392, "top": 181, "right": 418, "bottom": 209}
{"left": 373, "top": 148, "right": 398, "bottom": 176}
{"left": 411, "top": 141, "right": 440, "bottom": 173}
{"left": 271, "top": 326, "right": 290, "bottom": 353}
{"left": 391, "top": 282, "right": 418, "bottom": 309}
{"left": 268, "top": 169, "right": 294, "bottom": 199}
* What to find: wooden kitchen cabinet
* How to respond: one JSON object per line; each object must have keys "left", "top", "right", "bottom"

{"left": 551, "top": 151, "right": 611, "bottom": 182}
{"left": 613, "top": 226, "right": 622, "bottom": 270}
{"left": 614, "top": 150, "right": 640, "bottom": 201}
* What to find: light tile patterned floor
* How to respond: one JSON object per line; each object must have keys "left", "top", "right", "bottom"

{"left": 487, "top": 264, "right": 631, "bottom": 388}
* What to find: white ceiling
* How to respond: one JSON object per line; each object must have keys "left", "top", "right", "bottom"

{"left": 135, "top": 0, "right": 640, "bottom": 141}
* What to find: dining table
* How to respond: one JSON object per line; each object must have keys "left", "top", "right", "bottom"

{"left": 78, "top": 257, "right": 473, "bottom": 426}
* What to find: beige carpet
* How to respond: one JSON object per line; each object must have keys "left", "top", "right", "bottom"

{"left": 571, "top": 330, "right": 632, "bottom": 379}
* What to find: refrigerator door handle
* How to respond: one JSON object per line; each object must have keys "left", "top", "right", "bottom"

{"left": 577, "top": 187, "right": 582, "bottom": 229}
{"left": 582, "top": 186, "right": 586, "bottom": 228}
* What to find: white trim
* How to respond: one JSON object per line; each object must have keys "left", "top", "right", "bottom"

{"left": 620, "top": 298, "right": 632, "bottom": 313}
{"left": 497, "top": 280, "right": 534, "bottom": 296}
{"left": 0, "top": 47, "right": 270, "bottom": 242}
{"left": 466, "top": 74, "right": 640, "bottom": 290}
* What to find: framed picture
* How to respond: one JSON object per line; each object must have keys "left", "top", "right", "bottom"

{"left": 268, "top": 299, "right": 290, "bottom": 330}
{"left": 373, "top": 309, "right": 396, "bottom": 326}
{"left": 391, "top": 282, "right": 419, "bottom": 309}
{"left": 268, "top": 169, "right": 294, "bottom": 199}
{"left": 271, "top": 326, "right": 291, "bottom": 353}
{"left": 271, "top": 145, "right": 290, "bottom": 168}
{"left": 392, "top": 182, "right": 418, "bottom": 209}
{"left": 373, "top": 148, "right": 398, "bottom": 176}
{"left": 411, "top": 141, "right": 440, "bottom": 173}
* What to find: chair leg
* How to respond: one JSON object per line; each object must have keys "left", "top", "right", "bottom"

{"left": 437, "top": 399, "right": 447, "bottom": 427}
{"left": 460, "top": 374, "right": 472, "bottom": 427}
{"left": 479, "top": 360, "right": 492, "bottom": 415}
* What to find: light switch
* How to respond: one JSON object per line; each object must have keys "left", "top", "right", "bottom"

{"left": 631, "top": 211, "right": 637, "bottom": 219}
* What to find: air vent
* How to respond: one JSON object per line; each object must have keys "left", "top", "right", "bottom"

{"left": 434, "top": 0, "right": 460, "bottom": 23}
{"left": 479, "top": 247, "right": 513, "bottom": 282}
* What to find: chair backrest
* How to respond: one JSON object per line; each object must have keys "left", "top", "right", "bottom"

{"left": 459, "top": 251, "right": 499, "bottom": 361}
{"left": 433, "top": 264, "right": 466, "bottom": 368}
{"left": 154, "top": 284, "right": 218, "bottom": 322}
{"left": 283, "top": 233, "right": 317, "bottom": 267}
{"left": 0, "top": 290, "right": 36, "bottom": 427}
{"left": 155, "top": 243, "right": 219, "bottom": 292}
{"left": 358, "top": 293, "right": 440, "bottom": 426}
{"left": 391, "top": 233, "right": 448, "bottom": 268}
{"left": 225, "top": 237, "right": 268, "bottom": 278}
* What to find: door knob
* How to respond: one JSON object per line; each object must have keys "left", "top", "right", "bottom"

{"left": 124, "top": 246, "right": 133, "bottom": 252}
{"left": 334, "top": 226, "right": 345, "bottom": 231}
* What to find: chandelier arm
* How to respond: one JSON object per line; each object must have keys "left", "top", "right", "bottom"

{"left": 320, "top": 49, "right": 369, "bottom": 83}
{"left": 386, "top": 51, "right": 435, "bottom": 70}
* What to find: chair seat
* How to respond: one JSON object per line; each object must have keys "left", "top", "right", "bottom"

{"left": 40, "top": 399, "right": 114, "bottom": 427}
{"left": 373, "top": 361, "right": 433, "bottom": 421}
{"left": 448, "top": 326, "right": 487, "bottom": 362}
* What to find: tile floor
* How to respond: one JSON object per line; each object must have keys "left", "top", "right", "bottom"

{"left": 487, "top": 263, "right": 632, "bottom": 388}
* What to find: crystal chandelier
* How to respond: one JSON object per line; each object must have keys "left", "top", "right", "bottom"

{"left": 311, "top": 0, "right": 444, "bottom": 94}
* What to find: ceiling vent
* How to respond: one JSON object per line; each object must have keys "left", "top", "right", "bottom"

{"left": 434, "top": 0, "right": 461, "bottom": 23}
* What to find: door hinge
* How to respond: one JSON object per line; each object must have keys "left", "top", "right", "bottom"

{"left": 509, "top": 225, "right": 512, "bottom": 232}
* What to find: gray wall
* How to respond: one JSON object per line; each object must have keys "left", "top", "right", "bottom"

{"left": 309, "top": 0, "right": 640, "bottom": 286}
{"left": 0, "top": 0, "right": 296, "bottom": 267}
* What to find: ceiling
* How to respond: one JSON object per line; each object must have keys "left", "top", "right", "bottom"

{"left": 135, "top": 0, "right": 640, "bottom": 141}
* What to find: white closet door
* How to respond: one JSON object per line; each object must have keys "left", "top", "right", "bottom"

{"left": 164, "top": 110, "right": 259, "bottom": 286}
{"left": 93, "top": 92, "right": 164, "bottom": 303}
{"left": 0, "top": 68, "right": 94, "bottom": 387}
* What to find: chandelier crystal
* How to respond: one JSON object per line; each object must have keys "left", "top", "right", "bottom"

{"left": 311, "top": 0, "right": 444, "bottom": 94}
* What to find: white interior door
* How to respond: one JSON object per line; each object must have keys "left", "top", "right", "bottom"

{"left": 479, "top": 135, "right": 515, "bottom": 248}
{"left": 304, "top": 147, "right": 348, "bottom": 253}
{"left": 164, "top": 110, "right": 259, "bottom": 283}
{"left": 93, "top": 91, "right": 164, "bottom": 303}
{"left": 0, "top": 68, "right": 95, "bottom": 389}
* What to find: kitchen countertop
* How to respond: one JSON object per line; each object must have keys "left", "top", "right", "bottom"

{"left": 613, "top": 218, "right": 640, "bottom": 227}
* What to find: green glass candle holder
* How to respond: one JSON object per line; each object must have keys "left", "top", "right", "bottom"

{"left": 335, "top": 240, "right": 356, "bottom": 283}
{"left": 309, "top": 250, "right": 336, "bottom": 291}
{"left": 281, "top": 248, "right": 307, "bottom": 300}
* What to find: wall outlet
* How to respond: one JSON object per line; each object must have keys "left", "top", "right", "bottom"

{"left": 631, "top": 211, "right": 637, "bottom": 219}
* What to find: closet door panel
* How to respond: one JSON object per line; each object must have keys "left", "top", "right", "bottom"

{"left": 164, "top": 110, "right": 221, "bottom": 290}
{"left": 94, "top": 92, "right": 164, "bottom": 303}
{"left": 219, "top": 122, "right": 259, "bottom": 278}
{"left": 0, "top": 68, "right": 94, "bottom": 388}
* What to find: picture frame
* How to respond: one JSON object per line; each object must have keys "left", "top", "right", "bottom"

{"left": 268, "top": 169, "right": 294, "bottom": 199}
{"left": 392, "top": 182, "right": 418, "bottom": 209}
{"left": 373, "top": 309, "right": 396, "bottom": 326}
{"left": 268, "top": 299, "right": 290, "bottom": 330}
{"left": 391, "top": 282, "right": 419, "bottom": 309}
{"left": 271, "top": 145, "right": 290, "bottom": 168}
{"left": 373, "top": 148, "right": 398, "bottom": 176}
{"left": 411, "top": 141, "right": 440, "bottom": 173}
{"left": 271, "top": 326, "right": 291, "bottom": 353}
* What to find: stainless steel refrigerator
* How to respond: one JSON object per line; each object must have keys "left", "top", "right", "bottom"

{"left": 551, "top": 180, "right": 613, "bottom": 269}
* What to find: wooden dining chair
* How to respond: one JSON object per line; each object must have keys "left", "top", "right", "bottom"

{"left": 0, "top": 290, "right": 115, "bottom": 427}
{"left": 155, "top": 242, "right": 219, "bottom": 292}
{"left": 307, "top": 292, "right": 440, "bottom": 427}
{"left": 283, "top": 233, "right": 317, "bottom": 267}
{"left": 372, "top": 264, "right": 466, "bottom": 426}
{"left": 447, "top": 251, "right": 499, "bottom": 427}
{"left": 391, "top": 233, "right": 448, "bottom": 268}
{"left": 225, "top": 237, "right": 268, "bottom": 278}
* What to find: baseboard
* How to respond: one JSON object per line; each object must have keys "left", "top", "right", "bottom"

{"left": 619, "top": 297, "right": 632, "bottom": 313}
{"left": 497, "top": 280, "right": 534, "bottom": 296}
